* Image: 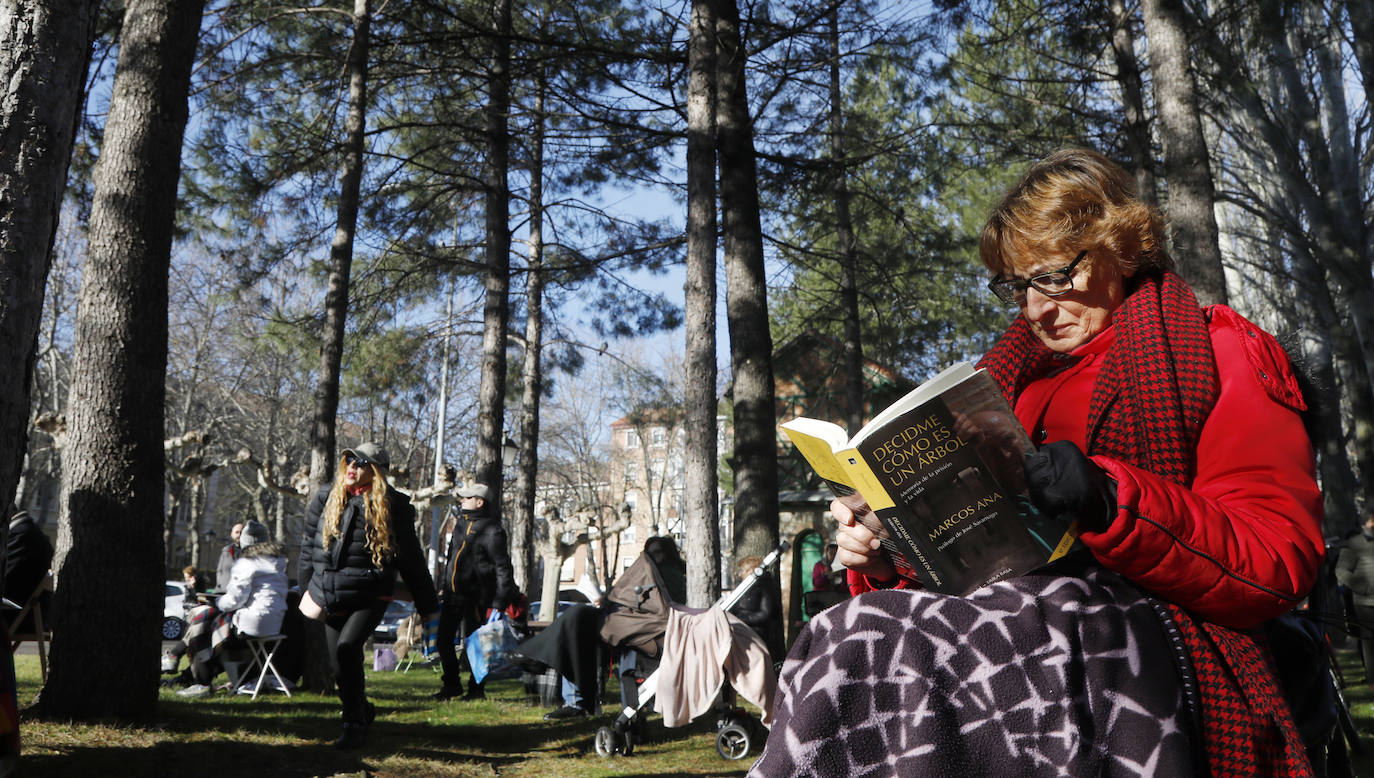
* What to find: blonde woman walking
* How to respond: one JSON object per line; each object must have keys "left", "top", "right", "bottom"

{"left": 299, "top": 442, "right": 438, "bottom": 749}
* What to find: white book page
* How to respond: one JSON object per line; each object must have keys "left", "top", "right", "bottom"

{"left": 851, "top": 362, "right": 976, "bottom": 446}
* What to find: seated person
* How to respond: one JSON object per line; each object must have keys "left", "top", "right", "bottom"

{"left": 182, "top": 565, "right": 208, "bottom": 605}
{"left": 728, "top": 555, "right": 784, "bottom": 663}
{"left": 522, "top": 537, "right": 687, "bottom": 721}
{"left": 162, "top": 565, "right": 213, "bottom": 674}
{"left": 750, "top": 149, "right": 1326, "bottom": 775}
{"left": 4, "top": 505, "right": 53, "bottom": 632}
{"left": 173, "top": 520, "right": 288, "bottom": 697}
{"left": 802, "top": 543, "right": 847, "bottom": 619}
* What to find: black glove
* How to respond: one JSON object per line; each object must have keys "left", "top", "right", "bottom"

{"left": 1023, "top": 441, "right": 1117, "bottom": 533}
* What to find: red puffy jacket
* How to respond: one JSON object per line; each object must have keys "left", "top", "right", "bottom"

{"left": 851, "top": 306, "right": 1324, "bottom": 629}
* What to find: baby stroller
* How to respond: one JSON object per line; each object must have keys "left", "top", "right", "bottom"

{"left": 595, "top": 540, "right": 789, "bottom": 761}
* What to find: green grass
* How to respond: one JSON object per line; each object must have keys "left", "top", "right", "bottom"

{"left": 14, "top": 648, "right": 1374, "bottom": 776}
{"left": 1331, "top": 646, "right": 1374, "bottom": 776}
{"left": 11, "top": 654, "right": 757, "bottom": 777}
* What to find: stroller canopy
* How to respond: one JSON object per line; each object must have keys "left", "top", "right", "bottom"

{"left": 600, "top": 551, "right": 682, "bottom": 659}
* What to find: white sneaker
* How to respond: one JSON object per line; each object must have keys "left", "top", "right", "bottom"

{"left": 176, "top": 683, "right": 212, "bottom": 698}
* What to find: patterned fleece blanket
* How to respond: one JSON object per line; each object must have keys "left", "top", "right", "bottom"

{"left": 749, "top": 567, "right": 1198, "bottom": 777}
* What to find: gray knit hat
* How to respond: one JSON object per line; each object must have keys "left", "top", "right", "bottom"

{"left": 239, "top": 520, "right": 271, "bottom": 549}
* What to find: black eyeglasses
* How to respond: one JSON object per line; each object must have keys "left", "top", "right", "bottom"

{"left": 987, "top": 249, "right": 1089, "bottom": 305}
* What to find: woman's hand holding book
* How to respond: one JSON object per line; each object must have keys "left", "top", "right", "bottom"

{"left": 831, "top": 495, "right": 898, "bottom": 584}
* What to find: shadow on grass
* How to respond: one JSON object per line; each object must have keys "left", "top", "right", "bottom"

{"left": 21, "top": 712, "right": 749, "bottom": 777}
{"left": 14, "top": 658, "right": 763, "bottom": 776}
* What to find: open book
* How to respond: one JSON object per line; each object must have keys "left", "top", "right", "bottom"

{"left": 780, "top": 362, "right": 1078, "bottom": 595}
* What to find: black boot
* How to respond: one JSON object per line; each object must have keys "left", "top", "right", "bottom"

{"left": 431, "top": 685, "right": 463, "bottom": 701}
{"left": 461, "top": 681, "right": 485, "bottom": 701}
{"left": 334, "top": 721, "right": 367, "bottom": 750}
{"left": 334, "top": 703, "right": 373, "bottom": 750}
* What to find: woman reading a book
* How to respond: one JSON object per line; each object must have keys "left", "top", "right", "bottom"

{"left": 751, "top": 148, "right": 1325, "bottom": 776}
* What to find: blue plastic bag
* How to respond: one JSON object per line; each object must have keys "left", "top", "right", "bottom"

{"left": 464, "top": 610, "right": 521, "bottom": 684}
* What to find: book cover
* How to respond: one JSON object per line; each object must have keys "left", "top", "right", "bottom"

{"left": 780, "top": 362, "right": 1077, "bottom": 595}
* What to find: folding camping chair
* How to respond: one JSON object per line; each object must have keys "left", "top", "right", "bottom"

{"left": 8, "top": 572, "right": 53, "bottom": 682}
{"left": 240, "top": 634, "right": 292, "bottom": 700}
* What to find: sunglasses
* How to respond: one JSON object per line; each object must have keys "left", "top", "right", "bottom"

{"left": 343, "top": 453, "right": 373, "bottom": 468}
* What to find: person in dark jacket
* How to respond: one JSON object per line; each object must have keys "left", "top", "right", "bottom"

{"left": 432, "top": 482, "right": 516, "bottom": 701}
{"left": 1336, "top": 510, "right": 1374, "bottom": 682}
{"left": 299, "top": 442, "right": 439, "bottom": 750}
{"left": 4, "top": 507, "right": 53, "bottom": 631}
{"left": 215, "top": 522, "right": 243, "bottom": 591}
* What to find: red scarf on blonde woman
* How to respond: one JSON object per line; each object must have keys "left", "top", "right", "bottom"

{"left": 978, "top": 271, "right": 1312, "bottom": 777}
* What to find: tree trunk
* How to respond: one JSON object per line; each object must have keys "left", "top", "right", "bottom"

{"left": 163, "top": 480, "right": 184, "bottom": 570}
{"left": 825, "top": 9, "right": 865, "bottom": 440}
{"left": 683, "top": 0, "right": 720, "bottom": 608}
{"left": 1107, "top": 0, "right": 1156, "bottom": 204}
{"left": 1290, "top": 248, "right": 1360, "bottom": 537}
{"left": 0, "top": 0, "right": 101, "bottom": 519}
{"left": 476, "top": 0, "right": 513, "bottom": 500}
{"left": 300, "top": 0, "right": 370, "bottom": 695}
{"left": 1139, "top": 0, "right": 1227, "bottom": 305}
{"left": 512, "top": 68, "right": 548, "bottom": 594}
{"left": 719, "top": 0, "right": 778, "bottom": 568}
{"left": 1345, "top": 0, "right": 1374, "bottom": 108}
{"left": 308, "top": 0, "right": 371, "bottom": 491}
{"left": 1252, "top": 0, "right": 1374, "bottom": 507}
{"left": 36, "top": 0, "right": 204, "bottom": 719}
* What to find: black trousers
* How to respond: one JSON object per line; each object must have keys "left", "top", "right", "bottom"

{"left": 1351, "top": 601, "right": 1374, "bottom": 679}
{"left": 188, "top": 630, "right": 247, "bottom": 686}
{"left": 325, "top": 599, "right": 388, "bottom": 722}
{"left": 436, "top": 595, "right": 482, "bottom": 691}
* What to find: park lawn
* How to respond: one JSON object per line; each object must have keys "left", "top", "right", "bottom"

{"left": 9, "top": 654, "right": 758, "bottom": 777}
{"left": 1333, "top": 646, "right": 1374, "bottom": 776}
{"left": 14, "top": 647, "right": 1374, "bottom": 776}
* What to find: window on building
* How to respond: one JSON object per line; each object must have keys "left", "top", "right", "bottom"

{"left": 625, "top": 429, "right": 639, "bottom": 447}
{"left": 651, "top": 426, "right": 666, "bottom": 446}
{"left": 621, "top": 524, "right": 636, "bottom": 546}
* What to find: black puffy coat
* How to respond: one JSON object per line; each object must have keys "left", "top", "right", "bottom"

{"left": 438, "top": 509, "right": 516, "bottom": 611}
{"left": 299, "top": 485, "right": 438, "bottom": 616}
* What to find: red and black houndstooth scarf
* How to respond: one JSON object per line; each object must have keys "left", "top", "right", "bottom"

{"left": 978, "top": 271, "right": 1312, "bottom": 777}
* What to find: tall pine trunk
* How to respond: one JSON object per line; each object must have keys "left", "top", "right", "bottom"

{"left": 828, "top": 9, "right": 864, "bottom": 439}
{"left": 37, "top": 0, "right": 204, "bottom": 719}
{"left": 512, "top": 69, "right": 548, "bottom": 592}
{"left": 718, "top": 0, "right": 778, "bottom": 567}
{"left": 1255, "top": 0, "right": 1374, "bottom": 508}
{"left": 308, "top": 0, "right": 371, "bottom": 490}
{"left": 1140, "top": 0, "right": 1227, "bottom": 305}
{"left": 0, "top": 0, "right": 102, "bottom": 519}
{"left": 301, "top": 0, "right": 370, "bottom": 695}
{"left": 684, "top": 0, "right": 720, "bottom": 608}
{"left": 1346, "top": 0, "right": 1374, "bottom": 106}
{"left": 476, "top": 0, "right": 513, "bottom": 499}
{"left": 1107, "top": 0, "right": 1156, "bottom": 204}
{"left": 1291, "top": 249, "right": 1360, "bottom": 537}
